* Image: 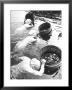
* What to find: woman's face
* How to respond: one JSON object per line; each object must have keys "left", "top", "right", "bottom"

{"left": 25, "top": 19, "right": 33, "bottom": 26}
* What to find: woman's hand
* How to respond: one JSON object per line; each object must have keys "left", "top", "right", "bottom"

{"left": 41, "top": 59, "right": 46, "bottom": 64}
{"left": 26, "top": 36, "right": 37, "bottom": 44}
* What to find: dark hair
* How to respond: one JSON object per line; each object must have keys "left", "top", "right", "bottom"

{"left": 24, "top": 12, "right": 34, "bottom": 25}
{"left": 39, "top": 22, "right": 51, "bottom": 32}
{"left": 39, "top": 22, "right": 52, "bottom": 41}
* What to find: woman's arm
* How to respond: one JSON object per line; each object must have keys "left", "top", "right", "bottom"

{"left": 17, "top": 56, "right": 46, "bottom": 76}
{"left": 15, "top": 36, "right": 37, "bottom": 51}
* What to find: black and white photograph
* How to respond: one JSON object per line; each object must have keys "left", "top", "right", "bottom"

{"left": 10, "top": 10, "right": 62, "bottom": 79}
{"left": 4, "top": 4, "right": 69, "bottom": 86}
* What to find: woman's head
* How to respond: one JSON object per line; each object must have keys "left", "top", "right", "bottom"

{"left": 38, "top": 22, "right": 52, "bottom": 41}
{"left": 31, "top": 58, "right": 41, "bottom": 70}
{"left": 24, "top": 12, "right": 34, "bottom": 26}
